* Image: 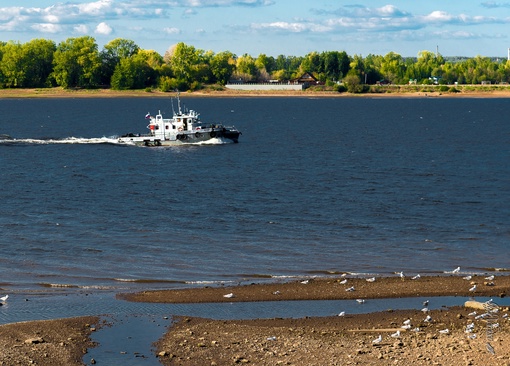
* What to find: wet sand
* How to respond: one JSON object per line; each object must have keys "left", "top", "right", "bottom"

{"left": 144, "top": 274, "right": 510, "bottom": 366}
{"left": 1, "top": 275, "right": 508, "bottom": 365}
{"left": 119, "top": 274, "right": 510, "bottom": 303}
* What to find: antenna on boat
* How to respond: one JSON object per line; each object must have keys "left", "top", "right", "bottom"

{"left": 176, "top": 90, "right": 182, "bottom": 115}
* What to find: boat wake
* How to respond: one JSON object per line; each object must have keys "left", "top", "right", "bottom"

{"left": 0, "top": 136, "right": 234, "bottom": 147}
{"left": 0, "top": 136, "right": 122, "bottom": 145}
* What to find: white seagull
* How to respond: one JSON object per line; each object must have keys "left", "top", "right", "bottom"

{"left": 300, "top": 280, "right": 309, "bottom": 284}
{"left": 421, "top": 307, "right": 429, "bottom": 313}
{"left": 424, "top": 315, "right": 432, "bottom": 322}
{"left": 339, "top": 279, "right": 348, "bottom": 285}
{"left": 0, "top": 295, "right": 8, "bottom": 302}
{"left": 469, "top": 285, "right": 477, "bottom": 292}
{"left": 390, "top": 330, "right": 401, "bottom": 338}
{"left": 366, "top": 277, "right": 376, "bottom": 282}
{"left": 468, "top": 311, "right": 477, "bottom": 317}
{"left": 452, "top": 266, "right": 461, "bottom": 274}
{"left": 338, "top": 311, "right": 345, "bottom": 317}
{"left": 372, "top": 335, "right": 382, "bottom": 344}
{"left": 463, "top": 275, "right": 472, "bottom": 281}
{"left": 403, "top": 319, "right": 411, "bottom": 325}
{"left": 345, "top": 286, "right": 355, "bottom": 292}
{"left": 423, "top": 300, "right": 429, "bottom": 307}
{"left": 356, "top": 299, "right": 365, "bottom": 304}
{"left": 485, "top": 275, "right": 495, "bottom": 281}
{"left": 223, "top": 293, "right": 235, "bottom": 298}
{"left": 465, "top": 323, "right": 475, "bottom": 332}
{"left": 411, "top": 274, "right": 421, "bottom": 280}
{"left": 439, "top": 328, "right": 449, "bottom": 334}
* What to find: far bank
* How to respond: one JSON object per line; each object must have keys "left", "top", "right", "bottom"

{"left": 1, "top": 85, "right": 510, "bottom": 99}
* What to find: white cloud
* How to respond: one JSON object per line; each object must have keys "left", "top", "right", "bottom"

{"left": 252, "top": 21, "right": 331, "bottom": 33}
{"left": 43, "top": 14, "right": 59, "bottom": 23}
{"left": 78, "top": 0, "right": 114, "bottom": 16}
{"left": 31, "top": 23, "right": 62, "bottom": 33}
{"left": 95, "top": 22, "right": 113, "bottom": 35}
{"left": 164, "top": 27, "right": 181, "bottom": 34}
{"left": 74, "top": 24, "right": 89, "bottom": 33}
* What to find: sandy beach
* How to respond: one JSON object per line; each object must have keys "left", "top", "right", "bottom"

{"left": 1, "top": 275, "right": 509, "bottom": 365}
{"left": 1, "top": 86, "right": 510, "bottom": 99}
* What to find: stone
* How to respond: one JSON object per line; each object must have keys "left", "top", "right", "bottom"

{"left": 24, "top": 337, "right": 44, "bottom": 344}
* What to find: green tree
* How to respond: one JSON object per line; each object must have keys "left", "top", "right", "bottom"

{"left": 167, "top": 42, "right": 204, "bottom": 85}
{"left": 100, "top": 38, "right": 140, "bottom": 85}
{"left": 0, "top": 42, "right": 26, "bottom": 87}
{"left": 52, "top": 36, "right": 101, "bottom": 88}
{"left": 299, "top": 51, "right": 321, "bottom": 75}
{"left": 0, "top": 39, "right": 55, "bottom": 87}
{"left": 111, "top": 49, "right": 161, "bottom": 90}
{"left": 380, "top": 52, "right": 406, "bottom": 83}
{"left": 349, "top": 54, "right": 365, "bottom": 83}
{"left": 234, "top": 54, "right": 257, "bottom": 81}
{"left": 24, "top": 39, "right": 56, "bottom": 87}
{"left": 362, "top": 54, "right": 383, "bottom": 84}
{"left": 210, "top": 51, "right": 236, "bottom": 85}
{"left": 343, "top": 74, "right": 362, "bottom": 93}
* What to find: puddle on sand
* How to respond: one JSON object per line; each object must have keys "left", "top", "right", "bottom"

{"left": 86, "top": 314, "right": 172, "bottom": 366}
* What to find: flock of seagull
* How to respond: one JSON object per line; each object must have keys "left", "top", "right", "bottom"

{"left": 219, "top": 266, "right": 503, "bottom": 348}
{"left": 332, "top": 266, "right": 502, "bottom": 346}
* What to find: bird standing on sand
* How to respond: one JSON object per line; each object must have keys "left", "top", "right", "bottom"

{"left": 469, "top": 285, "right": 477, "bottom": 292}
{"left": 366, "top": 277, "right": 376, "bottom": 282}
{"left": 452, "top": 266, "right": 460, "bottom": 274}
{"left": 345, "top": 286, "right": 355, "bottom": 292}
{"left": 338, "top": 311, "right": 345, "bottom": 317}
{"left": 391, "top": 330, "right": 401, "bottom": 338}
{"left": 439, "top": 328, "right": 449, "bottom": 334}
{"left": 372, "top": 335, "right": 382, "bottom": 344}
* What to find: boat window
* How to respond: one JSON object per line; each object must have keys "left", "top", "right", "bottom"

{"left": 166, "top": 125, "right": 169, "bottom": 129}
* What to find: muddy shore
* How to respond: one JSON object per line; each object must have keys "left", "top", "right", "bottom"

{"left": 1, "top": 275, "right": 508, "bottom": 365}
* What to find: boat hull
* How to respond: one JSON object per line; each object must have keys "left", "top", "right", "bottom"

{"left": 118, "top": 129, "right": 240, "bottom": 146}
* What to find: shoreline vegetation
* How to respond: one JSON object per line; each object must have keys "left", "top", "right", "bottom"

{"left": 1, "top": 275, "right": 509, "bottom": 364}
{"left": 2, "top": 85, "right": 510, "bottom": 99}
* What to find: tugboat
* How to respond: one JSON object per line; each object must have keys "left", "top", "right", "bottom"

{"left": 118, "top": 94, "right": 241, "bottom": 146}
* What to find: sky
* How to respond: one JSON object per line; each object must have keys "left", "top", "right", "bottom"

{"left": 1, "top": 1, "right": 510, "bottom": 58}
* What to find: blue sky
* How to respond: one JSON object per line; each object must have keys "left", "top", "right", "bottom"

{"left": 1, "top": 1, "right": 510, "bottom": 58}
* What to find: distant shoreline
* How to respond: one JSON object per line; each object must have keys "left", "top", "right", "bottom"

{"left": 1, "top": 87, "right": 510, "bottom": 98}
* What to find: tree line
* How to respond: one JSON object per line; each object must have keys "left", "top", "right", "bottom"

{"left": 1, "top": 36, "right": 510, "bottom": 92}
